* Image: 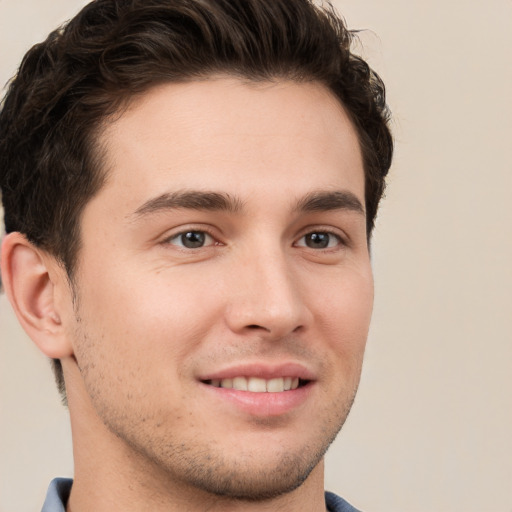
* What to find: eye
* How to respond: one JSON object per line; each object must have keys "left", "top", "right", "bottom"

{"left": 167, "top": 230, "right": 215, "bottom": 249}
{"left": 296, "top": 231, "right": 342, "bottom": 249}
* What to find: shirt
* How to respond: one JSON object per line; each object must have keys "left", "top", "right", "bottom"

{"left": 41, "top": 478, "right": 362, "bottom": 511}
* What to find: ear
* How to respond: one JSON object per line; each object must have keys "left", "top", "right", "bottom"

{"left": 1, "top": 232, "right": 74, "bottom": 359}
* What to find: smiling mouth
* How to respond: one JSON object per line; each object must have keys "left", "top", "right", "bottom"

{"left": 202, "top": 376, "right": 309, "bottom": 392}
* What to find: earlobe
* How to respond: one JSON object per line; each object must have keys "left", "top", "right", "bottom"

{"left": 1, "top": 232, "right": 73, "bottom": 359}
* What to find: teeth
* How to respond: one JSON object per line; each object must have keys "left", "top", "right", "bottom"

{"left": 232, "top": 377, "right": 248, "bottom": 391}
{"left": 248, "top": 377, "right": 267, "bottom": 392}
{"left": 220, "top": 378, "right": 232, "bottom": 389}
{"left": 267, "top": 378, "right": 285, "bottom": 392}
{"left": 209, "top": 376, "right": 303, "bottom": 392}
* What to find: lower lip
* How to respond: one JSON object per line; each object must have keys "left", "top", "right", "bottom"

{"left": 201, "top": 382, "right": 314, "bottom": 417}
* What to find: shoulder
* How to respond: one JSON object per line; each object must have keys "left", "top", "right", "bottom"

{"left": 41, "top": 478, "right": 73, "bottom": 512}
{"left": 325, "top": 491, "right": 363, "bottom": 512}
{"left": 41, "top": 481, "right": 359, "bottom": 511}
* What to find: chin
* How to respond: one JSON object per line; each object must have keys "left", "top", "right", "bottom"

{"left": 142, "top": 410, "right": 349, "bottom": 502}
{"left": 175, "top": 448, "right": 325, "bottom": 501}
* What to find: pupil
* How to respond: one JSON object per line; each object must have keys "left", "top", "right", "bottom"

{"left": 306, "top": 233, "right": 329, "bottom": 248}
{"left": 182, "top": 231, "right": 205, "bottom": 248}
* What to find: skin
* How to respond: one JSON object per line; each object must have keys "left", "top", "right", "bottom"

{"left": 2, "top": 77, "right": 373, "bottom": 512}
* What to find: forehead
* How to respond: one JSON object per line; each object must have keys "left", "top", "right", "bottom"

{"left": 92, "top": 77, "right": 364, "bottom": 215}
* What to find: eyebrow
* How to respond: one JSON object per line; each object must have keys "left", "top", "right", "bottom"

{"left": 130, "top": 188, "right": 364, "bottom": 220}
{"left": 294, "top": 190, "right": 365, "bottom": 215}
{"left": 131, "top": 190, "right": 244, "bottom": 218}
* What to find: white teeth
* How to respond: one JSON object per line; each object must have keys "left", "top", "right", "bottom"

{"left": 248, "top": 377, "right": 267, "bottom": 392}
{"left": 232, "top": 377, "right": 248, "bottom": 391}
{"left": 267, "top": 378, "right": 284, "bottom": 392}
{"left": 212, "top": 376, "right": 303, "bottom": 392}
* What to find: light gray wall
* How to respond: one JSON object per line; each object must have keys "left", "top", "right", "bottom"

{"left": 1, "top": 1, "right": 511, "bottom": 511}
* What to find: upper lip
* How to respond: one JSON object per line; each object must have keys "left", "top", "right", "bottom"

{"left": 197, "top": 362, "right": 316, "bottom": 382}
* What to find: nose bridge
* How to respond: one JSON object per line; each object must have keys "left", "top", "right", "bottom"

{"left": 225, "top": 240, "right": 310, "bottom": 337}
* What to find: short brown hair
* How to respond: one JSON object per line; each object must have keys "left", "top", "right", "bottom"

{"left": 0, "top": 0, "right": 393, "bottom": 398}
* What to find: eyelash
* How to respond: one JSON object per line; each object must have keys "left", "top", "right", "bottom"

{"left": 164, "top": 228, "right": 218, "bottom": 249}
{"left": 163, "top": 227, "right": 346, "bottom": 251}
{"left": 294, "top": 230, "right": 345, "bottom": 250}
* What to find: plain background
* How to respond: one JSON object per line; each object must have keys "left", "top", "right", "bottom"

{"left": 1, "top": 1, "right": 511, "bottom": 511}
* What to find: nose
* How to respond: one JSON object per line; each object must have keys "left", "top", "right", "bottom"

{"left": 224, "top": 247, "right": 312, "bottom": 340}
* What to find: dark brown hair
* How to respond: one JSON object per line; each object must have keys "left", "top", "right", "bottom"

{"left": 0, "top": 0, "right": 393, "bottom": 398}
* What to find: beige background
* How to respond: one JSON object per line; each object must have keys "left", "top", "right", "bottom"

{"left": 1, "top": 1, "right": 511, "bottom": 511}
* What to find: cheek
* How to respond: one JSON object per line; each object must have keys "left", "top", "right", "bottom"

{"left": 70, "top": 281, "right": 194, "bottom": 424}
{"left": 315, "top": 264, "right": 373, "bottom": 327}
{"left": 73, "top": 262, "right": 227, "bottom": 382}
{"left": 311, "top": 266, "right": 373, "bottom": 367}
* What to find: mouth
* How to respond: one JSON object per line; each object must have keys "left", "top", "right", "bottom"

{"left": 199, "top": 366, "right": 315, "bottom": 416}
{"left": 202, "top": 376, "right": 310, "bottom": 393}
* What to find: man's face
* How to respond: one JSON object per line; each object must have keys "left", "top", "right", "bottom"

{"left": 65, "top": 78, "right": 373, "bottom": 499}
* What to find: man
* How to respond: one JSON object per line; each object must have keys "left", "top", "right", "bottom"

{"left": 0, "top": 0, "right": 392, "bottom": 510}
